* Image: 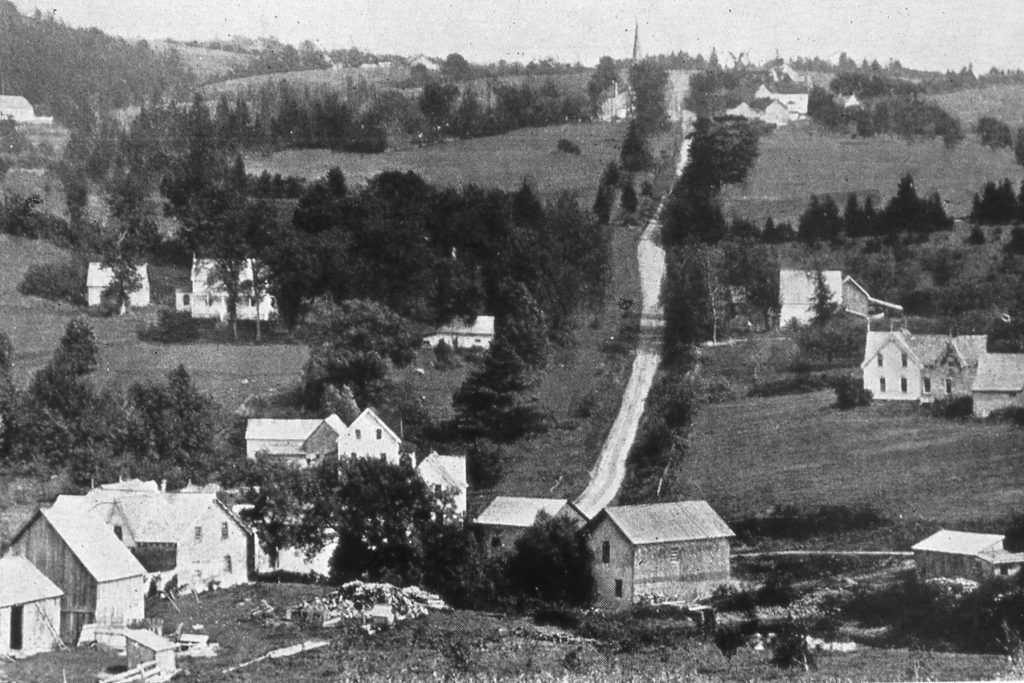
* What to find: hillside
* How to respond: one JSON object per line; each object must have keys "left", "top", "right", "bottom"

{"left": 153, "top": 39, "right": 257, "bottom": 83}
{"left": 930, "top": 84, "right": 1024, "bottom": 129}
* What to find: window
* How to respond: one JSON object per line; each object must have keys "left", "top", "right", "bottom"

{"left": 900, "top": 377, "right": 908, "bottom": 393}
{"left": 879, "top": 377, "right": 886, "bottom": 392}
{"left": 434, "top": 484, "right": 442, "bottom": 496}
{"left": 194, "top": 526, "right": 202, "bottom": 542}
{"left": 380, "top": 453, "right": 386, "bottom": 462}
{"left": 601, "top": 541, "right": 610, "bottom": 564}
{"left": 221, "top": 522, "right": 229, "bottom": 540}
{"left": 182, "top": 294, "right": 190, "bottom": 307}
{"left": 355, "top": 429, "right": 361, "bottom": 440}
{"left": 1001, "top": 567, "right": 1009, "bottom": 576}
{"left": 491, "top": 536, "right": 501, "bottom": 549}
{"left": 670, "top": 549, "right": 680, "bottom": 562}
{"left": 224, "top": 555, "right": 233, "bottom": 574}
{"left": 614, "top": 579, "right": 623, "bottom": 598}
{"left": 877, "top": 353, "right": 883, "bottom": 367}
{"left": 923, "top": 377, "right": 931, "bottom": 393}
{"left": 376, "top": 429, "right": 382, "bottom": 440}
{"left": 113, "top": 525, "right": 123, "bottom": 540}
{"left": 946, "top": 379, "right": 953, "bottom": 394}
{"left": 901, "top": 353, "right": 908, "bottom": 368}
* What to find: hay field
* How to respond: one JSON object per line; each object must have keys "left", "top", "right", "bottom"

{"left": 930, "top": 84, "right": 1024, "bottom": 129}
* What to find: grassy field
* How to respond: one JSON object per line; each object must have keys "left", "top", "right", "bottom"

{"left": 720, "top": 124, "right": 1022, "bottom": 226}
{"left": 930, "top": 83, "right": 1024, "bottom": 129}
{"left": 669, "top": 388, "right": 1024, "bottom": 529}
{"left": 245, "top": 121, "right": 631, "bottom": 203}
{"left": 153, "top": 40, "right": 255, "bottom": 83}
{"left": 1, "top": 582, "right": 1013, "bottom": 682}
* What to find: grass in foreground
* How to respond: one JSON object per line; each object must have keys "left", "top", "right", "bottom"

{"left": 669, "top": 388, "right": 1024, "bottom": 528}
{"left": 720, "top": 123, "right": 1021, "bottom": 226}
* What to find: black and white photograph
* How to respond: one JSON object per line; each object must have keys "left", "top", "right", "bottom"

{"left": 1, "top": 1, "right": 1024, "bottom": 680}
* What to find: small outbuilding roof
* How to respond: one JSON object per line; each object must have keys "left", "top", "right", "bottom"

{"left": 475, "top": 497, "right": 570, "bottom": 528}
{"left": 433, "top": 316, "right": 495, "bottom": 338}
{"left": 598, "top": 501, "right": 734, "bottom": 546}
{"left": 417, "top": 453, "right": 467, "bottom": 490}
{"left": 26, "top": 503, "right": 145, "bottom": 582}
{"left": 0, "top": 95, "right": 33, "bottom": 110}
{"left": 246, "top": 418, "right": 323, "bottom": 442}
{"left": 974, "top": 353, "right": 1024, "bottom": 393}
{"left": 912, "top": 529, "right": 1005, "bottom": 556}
{"left": 0, "top": 556, "right": 64, "bottom": 608}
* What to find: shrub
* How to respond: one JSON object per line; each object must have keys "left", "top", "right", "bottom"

{"left": 758, "top": 574, "right": 801, "bottom": 607}
{"left": 731, "top": 504, "right": 886, "bottom": 543}
{"left": 556, "top": 138, "right": 581, "bottom": 155}
{"left": 748, "top": 371, "right": 845, "bottom": 398}
{"left": 620, "top": 181, "right": 638, "bottom": 213}
{"left": 18, "top": 261, "right": 86, "bottom": 305}
{"left": 931, "top": 394, "right": 973, "bottom": 419}
{"left": 640, "top": 181, "right": 653, "bottom": 197}
{"left": 966, "top": 225, "right": 986, "bottom": 245}
{"left": 989, "top": 406, "right": 1024, "bottom": 427}
{"left": 772, "top": 616, "right": 815, "bottom": 670}
{"left": 832, "top": 373, "right": 873, "bottom": 408}
{"left": 137, "top": 310, "right": 202, "bottom": 343}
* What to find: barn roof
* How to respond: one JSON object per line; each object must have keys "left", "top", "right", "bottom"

{"left": 433, "top": 316, "right": 495, "bottom": 338}
{"left": 0, "top": 95, "right": 33, "bottom": 110}
{"left": 974, "top": 353, "right": 1024, "bottom": 392}
{"left": 86, "top": 262, "right": 149, "bottom": 288}
{"left": 0, "top": 556, "right": 64, "bottom": 608}
{"left": 35, "top": 503, "right": 145, "bottom": 582}
{"left": 79, "top": 489, "right": 249, "bottom": 543}
{"left": 474, "top": 497, "right": 569, "bottom": 528}
{"left": 599, "top": 501, "right": 734, "bottom": 545}
{"left": 417, "top": 452, "right": 467, "bottom": 490}
{"left": 912, "top": 529, "right": 1005, "bottom": 556}
{"left": 246, "top": 418, "right": 322, "bottom": 442}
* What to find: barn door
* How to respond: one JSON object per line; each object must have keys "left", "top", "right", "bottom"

{"left": 10, "top": 604, "right": 23, "bottom": 650}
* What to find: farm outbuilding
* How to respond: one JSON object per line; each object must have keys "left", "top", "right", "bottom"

{"left": 972, "top": 353, "right": 1024, "bottom": 418}
{"left": 5, "top": 503, "right": 146, "bottom": 644}
{"left": 423, "top": 315, "right": 495, "bottom": 350}
{"left": 587, "top": 501, "right": 734, "bottom": 609}
{"left": 913, "top": 529, "right": 1024, "bottom": 581}
{"left": 124, "top": 628, "right": 176, "bottom": 673}
{"left": 474, "top": 497, "right": 587, "bottom": 555}
{"left": 86, "top": 262, "right": 151, "bottom": 309}
{"left": 0, "top": 556, "right": 64, "bottom": 656}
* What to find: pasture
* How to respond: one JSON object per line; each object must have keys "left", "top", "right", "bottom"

{"left": 930, "top": 83, "right": 1024, "bottom": 129}
{"left": 672, "top": 389, "right": 1024, "bottom": 527}
{"left": 720, "top": 124, "right": 1022, "bottom": 226}
{"left": 245, "top": 121, "right": 632, "bottom": 203}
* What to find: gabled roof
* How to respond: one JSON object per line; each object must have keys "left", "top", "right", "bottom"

{"left": 974, "top": 353, "right": 1024, "bottom": 392}
{"left": 433, "top": 316, "right": 495, "bottom": 338}
{"left": 0, "top": 556, "right": 64, "bottom": 608}
{"left": 779, "top": 269, "right": 843, "bottom": 306}
{"left": 346, "top": 407, "right": 401, "bottom": 443}
{"left": 862, "top": 330, "right": 986, "bottom": 369}
{"left": 19, "top": 503, "right": 146, "bottom": 582}
{"left": 124, "top": 628, "right": 176, "bottom": 652}
{"left": 0, "top": 95, "right": 33, "bottom": 110}
{"left": 87, "top": 262, "right": 149, "bottom": 288}
{"left": 597, "top": 501, "right": 734, "bottom": 546}
{"left": 191, "top": 257, "right": 259, "bottom": 288}
{"left": 417, "top": 452, "right": 467, "bottom": 490}
{"left": 301, "top": 414, "right": 346, "bottom": 454}
{"left": 474, "top": 497, "right": 569, "bottom": 528}
{"left": 912, "top": 529, "right": 1005, "bottom": 556}
{"left": 246, "top": 418, "right": 323, "bottom": 442}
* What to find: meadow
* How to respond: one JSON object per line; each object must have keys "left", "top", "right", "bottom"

{"left": 670, "top": 388, "right": 1024, "bottom": 528}
{"left": 930, "top": 83, "right": 1024, "bottom": 129}
{"left": 245, "top": 121, "right": 632, "bottom": 203}
{"left": 720, "top": 124, "right": 1022, "bottom": 226}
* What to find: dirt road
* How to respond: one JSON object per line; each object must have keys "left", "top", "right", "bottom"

{"left": 574, "top": 136, "right": 691, "bottom": 519}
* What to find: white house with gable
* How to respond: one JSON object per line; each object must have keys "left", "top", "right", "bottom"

{"left": 862, "top": 329, "right": 986, "bottom": 402}
{"left": 0, "top": 96, "right": 53, "bottom": 125}
{"left": 176, "top": 257, "right": 276, "bottom": 322}
{"left": 416, "top": 452, "right": 468, "bottom": 516}
{"left": 336, "top": 408, "right": 402, "bottom": 465}
{"left": 86, "top": 262, "right": 150, "bottom": 309}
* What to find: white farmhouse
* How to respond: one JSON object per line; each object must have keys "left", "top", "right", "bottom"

{"left": 861, "top": 329, "right": 987, "bottom": 402}
{"left": 424, "top": 315, "right": 495, "bottom": 350}
{"left": 175, "top": 257, "right": 275, "bottom": 322}
{"left": 335, "top": 408, "right": 403, "bottom": 465}
{"left": 86, "top": 262, "right": 150, "bottom": 309}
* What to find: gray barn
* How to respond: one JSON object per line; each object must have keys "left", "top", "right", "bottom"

{"left": 588, "top": 501, "right": 734, "bottom": 609}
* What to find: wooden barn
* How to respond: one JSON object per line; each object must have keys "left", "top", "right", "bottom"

{"left": 5, "top": 504, "right": 146, "bottom": 644}
{"left": 913, "top": 529, "right": 1024, "bottom": 581}
{"left": 474, "top": 497, "right": 587, "bottom": 555}
{"left": 0, "top": 556, "right": 64, "bottom": 655}
{"left": 588, "top": 501, "right": 734, "bottom": 609}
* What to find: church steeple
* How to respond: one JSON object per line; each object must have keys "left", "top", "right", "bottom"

{"left": 631, "top": 20, "right": 641, "bottom": 63}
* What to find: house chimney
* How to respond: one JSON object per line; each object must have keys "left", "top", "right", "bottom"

{"left": 160, "top": 479, "right": 167, "bottom": 493}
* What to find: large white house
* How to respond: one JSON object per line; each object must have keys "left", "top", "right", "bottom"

{"left": 245, "top": 408, "right": 402, "bottom": 466}
{"left": 861, "top": 329, "right": 987, "bottom": 402}
{"left": 0, "top": 96, "right": 53, "bottom": 125}
{"left": 86, "top": 262, "right": 150, "bottom": 309}
{"left": 175, "top": 257, "right": 276, "bottom": 322}
{"left": 336, "top": 408, "right": 403, "bottom": 465}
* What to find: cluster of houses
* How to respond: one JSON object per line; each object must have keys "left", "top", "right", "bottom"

{"left": 725, "top": 84, "right": 810, "bottom": 126}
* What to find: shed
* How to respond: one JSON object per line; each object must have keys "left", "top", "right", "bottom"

{"left": 0, "top": 556, "right": 64, "bottom": 655}
{"left": 245, "top": 418, "right": 323, "bottom": 460}
{"left": 416, "top": 453, "right": 468, "bottom": 516}
{"left": 423, "top": 315, "right": 495, "bottom": 350}
{"left": 474, "top": 497, "right": 586, "bottom": 553}
{"left": 912, "top": 529, "right": 1009, "bottom": 581}
{"left": 5, "top": 503, "right": 146, "bottom": 643}
{"left": 124, "top": 628, "right": 176, "bottom": 673}
{"left": 86, "top": 262, "right": 151, "bottom": 309}
{"left": 972, "top": 353, "right": 1024, "bottom": 417}
{"left": 588, "top": 501, "right": 734, "bottom": 608}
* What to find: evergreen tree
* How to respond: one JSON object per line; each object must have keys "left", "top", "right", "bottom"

{"left": 620, "top": 119, "right": 653, "bottom": 171}
{"left": 810, "top": 270, "right": 838, "bottom": 326}
{"left": 621, "top": 180, "right": 638, "bottom": 213}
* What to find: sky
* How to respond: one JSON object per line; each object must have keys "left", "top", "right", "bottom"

{"left": 13, "top": 0, "right": 1024, "bottom": 73}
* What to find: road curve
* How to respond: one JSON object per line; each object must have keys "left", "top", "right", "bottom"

{"left": 574, "top": 134, "right": 691, "bottom": 519}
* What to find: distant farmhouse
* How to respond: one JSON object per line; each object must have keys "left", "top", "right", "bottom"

{"left": 0, "top": 556, "right": 64, "bottom": 656}
{"left": 972, "top": 353, "right": 1024, "bottom": 417}
{"left": 423, "top": 315, "right": 495, "bottom": 350}
{"left": 0, "top": 96, "right": 53, "bottom": 125}
{"left": 862, "top": 329, "right": 986, "bottom": 403}
{"left": 416, "top": 452, "right": 469, "bottom": 516}
{"left": 778, "top": 269, "right": 903, "bottom": 326}
{"left": 175, "top": 257, "right": 276, "bottom": 322}
{"left": 913, "top": 529, "right": 1024, "bottom": 581}
{"left": 588, "top": 501, "right": 734, "bottom": 608}
{"left": 474, "top": 497, "right": 586, "bottom": 554}
{"left": 5, "top": 501, "right": 146, "bottom": 644}
{"left": 86, "top": 262, "right": 150, "bottom": 310}
{"left": 727, "top": 83, "right": 808, "bottom": 126}
{"left": 245, "top": 407, "right": 403, "bottom": 467}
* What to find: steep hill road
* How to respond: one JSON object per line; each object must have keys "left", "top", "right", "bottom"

{"left": 574, "top": 134, "right": 691, "bottom": 518}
